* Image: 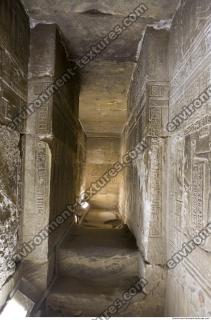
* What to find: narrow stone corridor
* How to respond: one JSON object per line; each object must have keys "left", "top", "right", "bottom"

{"left": 1, "top": 0, "right": 211, "bottom": 318}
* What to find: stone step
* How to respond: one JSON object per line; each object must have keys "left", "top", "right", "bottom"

{"left": 46, "top": 276, "right": 146, "bottom": 317}
{"left": 57, "top": 225, "right": 140, "bottom": 278}
{"left": 58, "top": 250, "right": 139, "bottom": 279}
{"left": 45, "top": 223, "right": 144, "bottom": 316}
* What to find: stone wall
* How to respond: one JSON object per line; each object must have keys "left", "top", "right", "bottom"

{"left": 165, "top": 0, "right": 211, "bottom": 316}
{"left": 0, "top": 0, "right": 30, "bottom": 309}
{"left": 121, "top": 0, "right": 211, "bottom": 316}
{"left": 119, "top": 28, "right": 169, "bottom": 316}
{"left": 85, "top": 137, "right": 120, "bottom": 210}
{"left": 21, "top": 23, "right": 81, "bottom": 301}
{"left": 76, "top": 124, "right": 87, "bottom": 199}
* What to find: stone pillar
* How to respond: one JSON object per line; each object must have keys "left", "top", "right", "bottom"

{"left": 0, "top": 0, "right": 30, "bottom": 309}
{"left": 120, "top": 28, "right": 169, "bottom": 315}
{"left": 21, "top": 24, "right": 80, "bottom": 301}
{"left": 166, "top": 0, "right": 211, "bottom": 316}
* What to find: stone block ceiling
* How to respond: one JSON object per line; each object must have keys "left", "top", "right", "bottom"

{"left": 22, "top": 0, "right": 180, "bottom": 136}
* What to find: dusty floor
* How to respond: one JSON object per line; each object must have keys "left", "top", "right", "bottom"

{"left": 45, "top": 210, "right": 145, "bottom": 317}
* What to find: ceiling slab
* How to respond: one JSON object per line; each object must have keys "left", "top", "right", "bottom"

{"left": 22, "top": 0, "right": 181, "bottom": 137}
{"left": 22, "top": 0, "right": 180, "bottom": 61}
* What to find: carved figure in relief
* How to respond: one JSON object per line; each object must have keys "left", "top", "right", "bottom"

{"left": 184, "top": 127, "right": 211, "bottom": 252}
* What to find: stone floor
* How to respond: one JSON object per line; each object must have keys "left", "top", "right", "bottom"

{"left": 45, "top": 209, "right": 145, "bottom": 317}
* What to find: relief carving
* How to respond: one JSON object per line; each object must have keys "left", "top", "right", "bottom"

{"left": 35, "top": 141, "right": 50, "bottom": 217}
{"left": 184, "top": 125, "right": 211, "bottom": 252}
{"left": 148, "top": 139, "right": 162, "bottom": 238}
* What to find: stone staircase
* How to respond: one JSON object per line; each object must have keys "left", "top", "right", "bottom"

{"left": 45, "top": 210, "right": 145, "bottom": 317}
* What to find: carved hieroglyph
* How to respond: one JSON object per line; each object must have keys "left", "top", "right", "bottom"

{"left": 166, "top": 0, "right": 211, "bottom": 316}
{"left": 120, "top": 28, "right": 169, "bottom": 316}
{"left": 22, "top": 24, "right": 80, "bottom": 299}
{"left": 0, "top": 0, "right": 29, "bottom": 300}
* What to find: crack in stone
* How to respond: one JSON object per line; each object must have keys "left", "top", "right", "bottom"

{"left": 79, "top": 9, "right": 114, "bottom": 16}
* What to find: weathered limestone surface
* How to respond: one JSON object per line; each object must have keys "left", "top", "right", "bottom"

{"left": 79, "top": 61, "right": 134, "bottom": 137}
{"left": 22, "top": 0, "right": 180, "bottom": 61}
{"left": 165, "top": 0, "right": 211, "bottom": 316}
{"left": 46, "top": 218, "right": 144, "bottom": 317}
{"left": 85, "top": 137, "right": 120, "bottom": 210}
{"left": 22, "top": 0, "right": 180, "bottom": 139}
{"left": 119, "top": 28, "right": 169, "bottom": 316}
{"left": 0, "top": 0, "right": 29, "bottom": 309}
{"left": 76, "top": 125, "right": 87, "bottom": 199}
{"left": 22, "top": 23, "right": 81, "bottom": 301}
{"left": 2, "top": 0, "right": 211, "bottom": 316}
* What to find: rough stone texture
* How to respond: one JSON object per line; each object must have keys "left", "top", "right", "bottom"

{"left": 46, "top": 214, "right": 145, "bottom": 317}
{"left": 21, "top": 0, "right": 180, "bottom": 61}
{"left": 119, "top": 28, "right": 169, "bottom": 315}
{"left": 0, "top": 0, "right": 29, "bottom": 309}
{"left": 20, "top": 255, "right": 56, "bottom": 303}
{"left": 82, "top": 208, "right": 121, "bottom": 229}
{"left": 2, "top": 0, "right": 211, "bottom": 317}
{"left": 138, "top": 260, "right": 167, "bottom": 316}
{"left": 21, "top": 0, "right": 180, "bottom": 138}
{"left": 85, "top": 137, "right": 120, "bottom": 210}
{"left": 79, "top": 61, "right": 134, "bottom": 136}
{"left": 165, "top": 0, "right": 211, "bottom": 316}
{"left": 76, "top": 124, "right": 87, "bottom": 198}
{"left": 22, "top": 23, "right": 81, "bottom": 301}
